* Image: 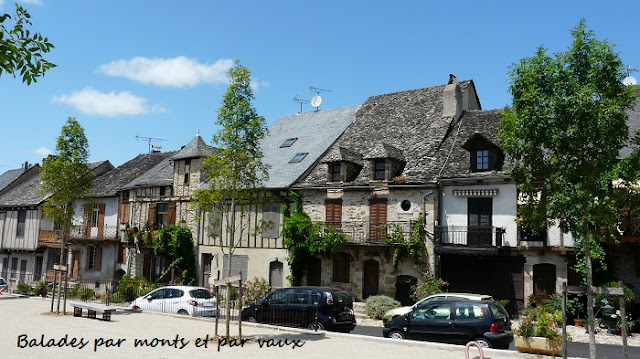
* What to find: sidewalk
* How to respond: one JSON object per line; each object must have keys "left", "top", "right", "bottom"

{"left": 1, "top": 296, "right": 581, "bottom": 359}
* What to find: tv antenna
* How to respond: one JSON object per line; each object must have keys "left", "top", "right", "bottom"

{"left": 623, "top": 65, "right": 638, "bottom": 86}
{"left": 293, "top": 96, "right": 310, "bottom": 114}
{"left": 309, "top": 86, "right": 332, "bottom": 111}
{"left": 136, "top": 134, "right": 167, "bottom": 153}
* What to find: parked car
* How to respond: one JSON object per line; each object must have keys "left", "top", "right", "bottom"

{"left": 382, "top": 293, "right": 493, "bottom": 325}
{"left": 0, "top": 277, "right": 7, "bottom": 293}
{"left": 382, "top": 298, "right": 512, "bottom": 349}
{"left": 130, "top": 286, "right": 216, "bottom": 317}
{"left": 241, "top": 286, "right": 356, "bottom": 332}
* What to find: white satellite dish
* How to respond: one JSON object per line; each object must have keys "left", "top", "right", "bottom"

{"left": 623, "top": 76, "right": 637, "bottom": 86}
{"left": 311, "top": 95, "right": 322, "bottom": 108}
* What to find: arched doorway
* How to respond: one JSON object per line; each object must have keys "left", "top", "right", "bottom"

{"left": 269, "top": 260, "right": 283, "bottom": 288}
{"left": 362, "top": 259, "right": 379, "bottom": 299}
{"left": 533, "top": 263, "right": 556, "bottom": 299}
{"left": 395, "top": 275, "right": 418, "bottom": 306}
{"left": 307, "top": 257, "right": 322, "bottom": 286}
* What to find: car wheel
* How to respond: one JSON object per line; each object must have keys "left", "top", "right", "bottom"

{"left": 474, "top": 337, "right": 492, "bottom": 348}
{"left": 388, "top": 330, "right": 405, "bottom": 340}
{"left": 177, "top": 309, "right": 188, "bottom": 315}
{"left": 308, "top": 321, "right": 325, "bottom": 330}
{"left": 246, "top": 316, "right": 257, "bottom": 323}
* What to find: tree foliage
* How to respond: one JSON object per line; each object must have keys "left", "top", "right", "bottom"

{"left": 154, "top": 225, "right": 196, "bottom": 284}
{"left": 40, "top": 117, "right": 93, "bottom": 236}
{"left": 1, "top": 3, "right": 55, "bottom": 84}
{"left": 385, "top": 213, "right": 428, "bottom": 270}
{"left": 282, "top": 192, "right": 345, "bottom": 286}
{"left": 500, "top": 19, "right": 639, "bottom": 269}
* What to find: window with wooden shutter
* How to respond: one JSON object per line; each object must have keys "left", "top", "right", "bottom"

{"left": 369, "top": 199, "right": 387, "bottom": 242}
{"left": 332, "top": 253, "right": 350, "bottom": 283}
{"left": 168, "top": 202, "right": 176, "bottom": 225}
{"left": 262, "top": 203, "right": 280, "bottom": 239}
{"left": 222, "top": 255, "right": 248, "bottom": 283}
{"left": 325, "top": 199, "right": 342, "bottom": 229}
{"left": 467, "top": 198, "right": 493, "bottom": 246}
{"left": 148, "top": 203, "right": 156, "bottom": 229}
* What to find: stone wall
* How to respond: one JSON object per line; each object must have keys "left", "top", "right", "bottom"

{"left": 522, "top": 251, "right": 568, "bottom": 307}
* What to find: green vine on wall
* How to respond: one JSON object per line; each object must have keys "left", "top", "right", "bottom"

{"left": 385, "top": 212, "right": 428, "bottom": 270}
{"left": 282, "top": 192, "right": 345, "bottom": 286}
{"left": 154, "top": 225, "right": 196, "bottom": 284}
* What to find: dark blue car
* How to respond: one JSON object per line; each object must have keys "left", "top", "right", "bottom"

{"left": 382, "top": 298, "right": 513, "bottom": 349}
{"left": 241, "top": 287, "right": 356, "bottom": 332}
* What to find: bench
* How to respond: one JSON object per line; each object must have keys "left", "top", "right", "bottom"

{"left": 68, "top": 301, "right": 116, "bottom": 321}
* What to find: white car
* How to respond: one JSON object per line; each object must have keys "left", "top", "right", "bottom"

{"left": 382, "top": 293, "right": 493, "bottom": 324}
{"left": 0, "top": 277, "right": 7, "bottom": 293}
{"left": 131, "top": 286, "right": 217, "bottom": 317}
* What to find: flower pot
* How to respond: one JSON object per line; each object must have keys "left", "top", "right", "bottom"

{"left": 515, "top": 336, "right": 562, "bottom": 356}
{"left": 574, "top": 318, "right": 584, "bottom": 327}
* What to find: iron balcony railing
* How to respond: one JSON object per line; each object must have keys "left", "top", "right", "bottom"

{"left": 434, "top": 225, "right": 503, "bottom": 248}
{"left": 68, "top": 225, "right": 119, "bottom": 240}
{"left": 318, "top": 221, "right": 415, "bottom": 244}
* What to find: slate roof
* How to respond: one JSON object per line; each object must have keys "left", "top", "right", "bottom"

{"left": 0, "top": 167, "right": 27, "bottom": 192}
{"left": 122, "top": 151, "right": 178, "bottom": 189}
{"left": 0, "top": 165, "right": 43, "bottom": 207}
{"left": 298, "top": 81, "right": 488, "bottom": 187}
{"left": 91, "top": 152, "right": 175, "bottom": 197}
{"left": 172, "top": 134, "right": 215, "bottom": 161}
{"left": 261, "top": 105, "right": 359, "bottom": 188}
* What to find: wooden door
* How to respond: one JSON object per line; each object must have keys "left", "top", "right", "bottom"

{"left": 369, "top": 199, "right": 387, "bottom": 242}
{"left": 269, "top": 260, "right": 284, "bottom": 288}
{"left": 467, "top": 198, "right": 492, "bottom": 246}
{"left": 362, "top": 259, "right": 379, "bottom": 299}
{"left": 306, "top": 258, "right": 322, "bottom": 286}
{"left": 71, "top": 250, "right": 80, "bottom": 279}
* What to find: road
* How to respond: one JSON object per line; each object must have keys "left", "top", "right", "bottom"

{"left": 352, "top": 325, "right": 638, "bottom": 359}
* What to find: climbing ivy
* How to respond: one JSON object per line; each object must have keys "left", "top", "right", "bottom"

{"left": 282, "top": 192, "right": 345, "bottom": 285}
{"left": 385, "top": 213, "right": 428, "bottom": 270}
{"left": 154, "top": 225, "right": 196, "bottom": 284}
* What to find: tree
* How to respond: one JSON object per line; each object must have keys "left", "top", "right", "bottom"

{"left": 40, "top": 117, "right": 93, "bottom": 313}
{"left": 500, "top": 20, "right": 639, "bottom": 359}
{"left": 1, "top": 3, "right": 55, "bottom": 84}
{"left": 154, "top": 225, "right": 196, "bottom": 284}
{"left": 193, "top": 60, "right": 268, "bottom": 337}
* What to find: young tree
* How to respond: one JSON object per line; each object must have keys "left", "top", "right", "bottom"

{"left": 40, "top": 117, "right": 93, "bottom": 313}
{"left": 193, "top": 60, "right": 268, "bottom": 336}
{"left": 500, "top": 20, "right": 639, "bottom": 358}
{"left": 1, "top": 3, "right": 56, "bottom": 84}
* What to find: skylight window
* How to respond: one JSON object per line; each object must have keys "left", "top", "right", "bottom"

{"left": 280, "top": 138, "right": 298, "bottom": 148}
{"left": 289, "top": 152, "right": 308, "bottom": 163}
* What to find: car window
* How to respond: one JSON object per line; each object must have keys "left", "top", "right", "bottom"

{"left": 165, "top": 289, "right": 184, "bottom": 299}
{"left": 149, "top": 289, "right": 166, "bottom": 300}
{"left": 414, "top": 302, "right": 451, "bottom": 320}
{"left": 0, "top": 278, "right": 5, "bottom": 285}
{"left": 189, "top": 289, "right": 212, "bottom": 299}
{"left": 454, "top": 304, "right": 484, "bottom": 321}
{"left": 290, "top": 291, "right": 311, "bottom": 305}
{"left": 489, "top": 303, "right": 508, "bottom": 320}
{"left": 267, "top": 291, "right": 289, "bottom": 305}
{"left": 310, "top": 291, "right": 322, "bottom": 305}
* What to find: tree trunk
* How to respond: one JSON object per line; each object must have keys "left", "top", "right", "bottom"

{"left": 586, "top": 244, "right": 597, "bottom": 359}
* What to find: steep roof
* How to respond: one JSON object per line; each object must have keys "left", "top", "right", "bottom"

{"left": 0, "top": 165, "right": 43, "bottom": 207}
{"left": 122, "top": 151, "right": 178, "bottom": 189}
{"left": 0, "top": 167, "right": 27, "bottom": 192}
{"left": 91, "top": 152, "right": 175, "bottom": 197}
{"left": 299, "top": 80, "right": 482, "bottom": 186}
{"left": 172, "top": 134, "right": 215, "bottom": 161}
{"left": 261, "top": 105, "right": 359, "bottom": 188}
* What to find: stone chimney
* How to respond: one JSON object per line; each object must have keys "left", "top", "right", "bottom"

{"left": 442, "top": 74, "right": 463, "bottom": 120}
{"left": 22, "top": 161, "right": 29, "bottom": 172}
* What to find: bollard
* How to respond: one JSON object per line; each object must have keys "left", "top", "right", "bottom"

{"left": 465, "top": 341, "right": 484, "bottom": 359}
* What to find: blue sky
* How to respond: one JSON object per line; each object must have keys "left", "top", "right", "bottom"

{"left": 2, "top": 0, "right": 640, "bottom": 169}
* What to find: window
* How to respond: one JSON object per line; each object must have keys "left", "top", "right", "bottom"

{"left": 332, "top": 252, "right": 350, "bottom": 283}
{"left": 89, "top": 205, "right": 100, "bottom": 228}
{"left": 160, "top": 186, "right": 166, "bottom": 196}
{"left": 373, "top": 160, "right": 386, "bottom": 180}
{"left": 325, "top": 199, "right": 342, "bottom": 228}
{"left": 330, "top": 163, "right": 342, "bottom": 182}
{"left": 86, "top": 246, "right": 102, "bottom": 270}
{"left": 280, "top": 138, "right": 298, "bottom": 148}
{"left": 475, "top": 149, "right": 490, "bottom": 171}
{"left": 16, "top": 210, "right": 26, "bottom": 237}
{"left": 222, "top": 254, "right": 248, "bottom": 284}
{"left": 154, "top": 256, "right": 167, "bottom": 279}
{"left": 289, "top": 152, "right": 308, "bottom": 163}
{"left": 184, "top": 159, "right": 191, "bottom": 184}
{"left": 155, "top": 202, "right": 170, "bottom": 229}
{"left": 262, "top": 203, "right": 280, "bottom": 239}
{"left": 414, "top": 302, "right": 452, "bottom": 320}
{"left": 455, "top": 304, "right": 484, "bottom": 321}
{"left": 401, "top": 200, "right": 411, "bottom": 211}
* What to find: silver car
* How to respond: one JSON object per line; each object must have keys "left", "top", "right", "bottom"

{"left": 131, "top": 286, "right": 217, "bottom": 317}
{"left": 0, "top": 277, "right": 7, "bottom": 293}
{"left": 382, "top": 293, "right": 493, "bottom": 324}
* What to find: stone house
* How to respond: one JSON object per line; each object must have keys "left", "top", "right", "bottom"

{"left": 196, "top": 105, "right": 358, "bottom": 288}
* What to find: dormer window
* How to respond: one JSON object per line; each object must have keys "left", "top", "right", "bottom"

{"left": 475, "top": 149, "right": 490, "bottom": 171}
{"left": 463, "top": 134, "right": 504, "bottom": 173}
{"left": 373, "top": 160, "right": 386, "bottom": 180}
{"left": 331, "top": 163, "right": 342, "bottom": 182}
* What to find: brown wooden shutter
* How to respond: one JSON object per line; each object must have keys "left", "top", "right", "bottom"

{"left": 97, "top": 204, "right": 105, "bottom": 238}
{"left": 148, "top": 203, "right": 156, "bottom": 228}
{"left": 72, "top": 251, "right": 80, "bottom": 279}
{"left": 168, "top": 202, "right": 176, "bottom": 225}
{"left": 326, "top": 199, "right": 343, "bottom": 224}
{"left": 369, "top": 199, "right": 387, "bottom": 242}
{"left": 95, "top": 246, "right": 102, "bottom": 271}
{"left": 83, "top": 204, "right": 91, "bottom": 235}
{"left": 85, "top": 247, "right": 92, "bottom": 270}
{"left": 120, "top": 202, "right": 130, "bottom": 224}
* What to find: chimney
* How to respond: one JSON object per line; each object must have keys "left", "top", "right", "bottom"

{"left": 442, "top": 74, "right": 463, "bottom": 120}
{"left": 23, "top": 161, "right": 29, "bottom": 172}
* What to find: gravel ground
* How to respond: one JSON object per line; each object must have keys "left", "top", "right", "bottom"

{"left": 1, "top": 296, "right": 562, "bottom": 359}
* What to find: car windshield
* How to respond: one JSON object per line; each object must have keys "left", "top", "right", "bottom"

{"left": 189, "top": 289, "right": 212, "bottom": 299}
{"left": 488, "top": 303, "right": 509, "bottom": 320}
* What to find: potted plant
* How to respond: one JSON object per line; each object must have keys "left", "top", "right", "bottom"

{"left": 567, "top": 295, "right": 585, "bottom": 327}
{"left": 515, "top": 307, "right": 566, "bottom": 356}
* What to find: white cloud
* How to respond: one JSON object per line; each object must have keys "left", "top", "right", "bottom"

{"left": 250, "top": 79, "right": 269, "bottom": 92}
{"left": 21, "top": 0, "right": 43, "bottom": 5}
{"left": 52, "top": 88, "right": 164, "bottom": 117}
{"left": 29, "top": 147, "right": 51, "bottom": 156}
{"left": 99, "top": 57, "right": 233, "bottom": 88}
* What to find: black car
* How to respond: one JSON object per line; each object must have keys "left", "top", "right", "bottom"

{"left": 382, "top": 298, "right": 513, "bottom": 349}
{"left": 241, "top": 287, "right": 356, "bottom": 332}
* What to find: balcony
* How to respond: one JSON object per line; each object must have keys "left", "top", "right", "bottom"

{"left": 68, "top": 225, "right": 119, "bottom": 241}
{"left": 619, "top": 213, "right": 640, "bottom": 242}
{"left": 320, "top": 221, "right": 415, "bottom": 244}
{"left": 434, "top": 226, "right": 503, "bottom": 249}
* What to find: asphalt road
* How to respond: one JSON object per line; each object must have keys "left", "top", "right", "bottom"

{"left": 352, "top": 325, "right": 639, "bottom": 359}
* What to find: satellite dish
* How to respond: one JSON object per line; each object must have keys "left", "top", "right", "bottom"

{"left": 623, "top": 76, "right": 637, "bottom": 86}
{"left": 311, "top": 95, "right": 322, "bottom": 108}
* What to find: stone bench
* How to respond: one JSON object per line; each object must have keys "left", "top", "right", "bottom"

{"left": 68, "top": 301, "right": 116, "bottom": 321}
